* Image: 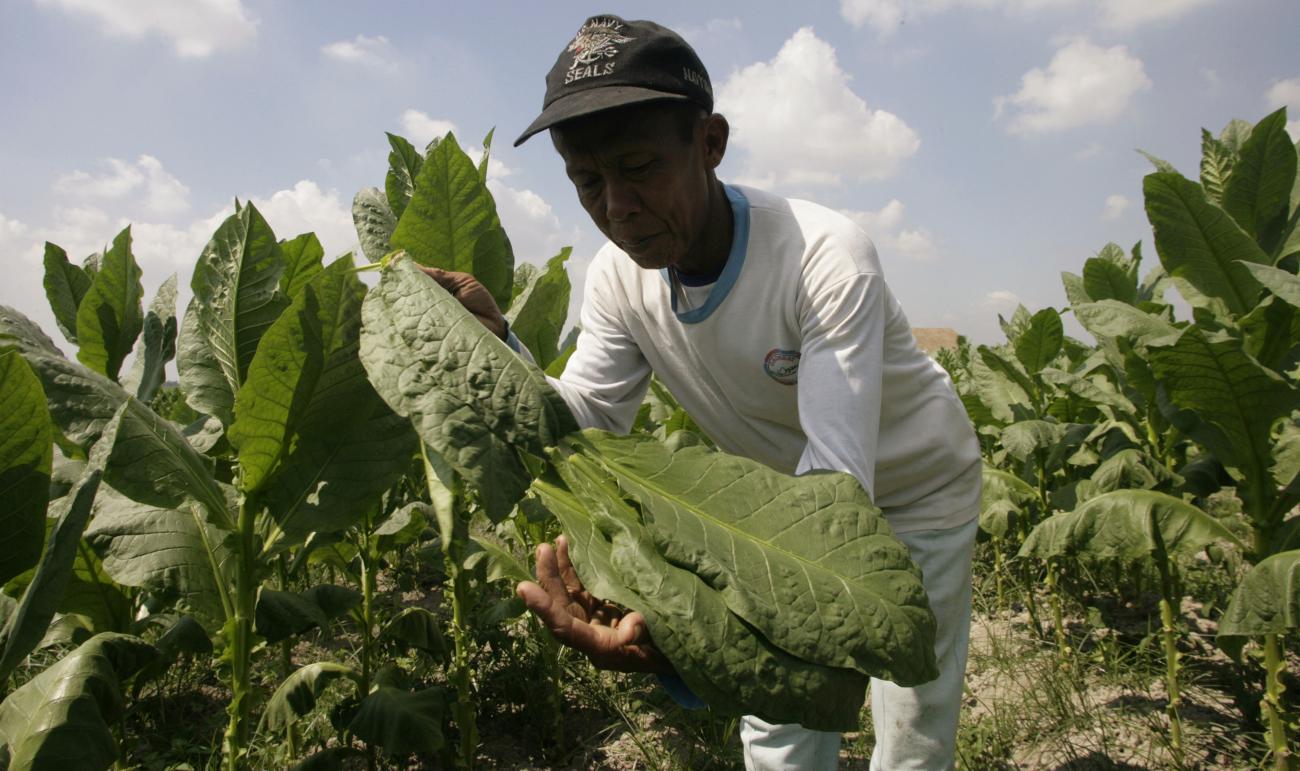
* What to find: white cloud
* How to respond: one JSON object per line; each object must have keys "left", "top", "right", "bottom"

{"left": 995, "top": 38, "right": 1151, "bottom": 135}
{"left": 397, "top": 110, "right": 513, "bottom": 178}
{"left": 1265, "top": 77, "right": 1300, "bottom": 140}
{"left": 1101, "top": 193, "right": 1129, "bottom": 220}
{"left": 1100, "top": 0, "right": 1216, "bottom": 30}
{"left": 400, "top": 110, "right": 458, "bottom": 150}
{"left": 677, "top": 17, "right": 743, "bottom": 47}
{"left": 54, "top": 155, "right": 190, "bottom": 217}
{"left": 251, "top": 181, "right": 357, "bottom": 259}
{"left": 35, "top": 0, "right": 256, "bottom": 57}
{"left": 981, "top": 289, "right": 1021, "bottom": 312}
{"left": 322, "top": 34, "right": 398, "bottom": 71}
{"left": 840, "top": 0, "right": 1214, "bottom": 34}
{"left": 716, "top": 27, "right": 920, "bottom": 189}
{"left": 490, "top": 182, "right": 583, "bottom": 267}
{"left": 843, "top": 199, "right": 939, "bottom": 262}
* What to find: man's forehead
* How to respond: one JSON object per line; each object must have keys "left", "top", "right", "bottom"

{"left": 551, "top": 102, "right": 687, "bottom": 152}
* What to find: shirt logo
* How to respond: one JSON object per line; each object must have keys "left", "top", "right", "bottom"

{"left": 565, "top": 18, "right": 634, "bottom": 84}
{"left": 764, "top": 348, "right": 800, "bottom": 385}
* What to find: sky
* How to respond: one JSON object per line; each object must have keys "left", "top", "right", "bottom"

{"left": 3, "top": 0, "right": 1298, "bottom": 361}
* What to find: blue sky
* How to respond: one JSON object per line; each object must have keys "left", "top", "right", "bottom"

{"left": 3, "top": 0, "right": 1298, "bottom": 354}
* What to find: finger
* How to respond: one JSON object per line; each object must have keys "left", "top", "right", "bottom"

{"left": 612, "top": 611, "right": 650, "bottom": 646}
{"left": 517, "top": 580, "right": 573, "bottom": 638}
{"left": 554, "top": 535, "right": 586, "bottom": 597}
{"left": 532, "top": 543, "right": 574, "bottom": 611}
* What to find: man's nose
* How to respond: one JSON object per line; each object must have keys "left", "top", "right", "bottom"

{"left": 605, "top": 178, "right": 640, "bottom": 222}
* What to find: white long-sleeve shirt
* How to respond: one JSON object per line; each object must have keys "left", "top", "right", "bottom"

{"left": 545, "top": 184, "right": 980, "bottom": 533}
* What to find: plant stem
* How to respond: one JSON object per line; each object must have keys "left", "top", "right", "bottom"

{"left": 360, "top": 515, "right": 377, "bottom": 771}
{"left": 1047, "top": 559, "right": 1070, "bottom": 665}
{"left": 1153, "top": 548, "right": 1184, "bottom": 765}
{"left": 448, "top": 554, "right": 478, "bottom": 770}
{"left": 1263, "top": 633, "right": 1290, "bottom": 770}
{"left": 222, "top": 501, "right": 258, "bottom": 771}
{"left": 275, "top": 556, "right": 298, "bottom": 760}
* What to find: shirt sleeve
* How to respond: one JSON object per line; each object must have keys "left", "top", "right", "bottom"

{"left": 793, "top": 265, "right": 888, "bottom": 501}
{"left": 544, "top": 254, "right": 652, "bottom": 433}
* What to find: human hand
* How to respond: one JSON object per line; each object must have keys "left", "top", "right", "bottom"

{"left": 416, "top": 265, "right": 507, "bottom": 340}
{"left": 516, "top": 535, "right": 673, "bottom": 674}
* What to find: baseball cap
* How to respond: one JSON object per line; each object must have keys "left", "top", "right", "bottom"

{"left": 513, "top": 14, "right": 713, "bottom": 146}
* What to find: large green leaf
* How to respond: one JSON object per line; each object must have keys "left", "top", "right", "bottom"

{"left": 75, "top": 227, "right": 144, "bottom": 382}
{"left": 1082, "top": 257, "right": 1137, "bottom": 306}
{"left": 1000, "top": 419, "right": 1063, "bottom": 462}
{"left": 0, "top": 465, "right": 102, "bottom": 681}
{"left": 978, "top": 346, "right": 1036, "bottom": 403}
{"left": 1238, "top": 262, "right": 1300, "bottom": 309}
{"left": 100, "top": 399, "right": 232, "bottom": 531}
{"left": 969, "top": 351, "right": 1029, "bottom": 424}
{"left": 1019, "top": 490, "right": 1241, "bottom": 563}
{"left": 177, "top": 203, "right": 288, "bottom": 426}
{"left": 352, "top": 187, "right": 396, "bottom": 264}
{"left": 505, "top": 247, "right": 572, "bottom": 369}
{"left": 385, "top": 132, "right": 423, "bottom": 223}
{"left": 1013, "top": 308, "right": 1063, "bottom": 375}
{"left": 1221, "top": 108, "right": 1296, "bottom": 253}
{"left": 348, "top": 686, "right": 447, "bottom": 756}
{"left": 1061, "top": 271, "right": 1090, "bottom": 307}
{"left": 230, "top": 258, "right": 369, "bottom": 492}
{"left": 0, "top": 352, "right": 51, "bottom": 584}
{"left": 2, "top": 305, "right": 130, "bottom": 451}
{"left": 1072, "top": 301, "right": 1180, "bottom": 346}
{"left": 232, "top": 258, "right": 416, "bottom": 545}
{"left": 1144, "top": 171, "right": 1270, "bottom": 318}
{"left": 389, "top": 133, "right": 515, "bottom": 310}
{"left": 1218, "top": 549, "right": 1299, "bottom": 657}
{"left": 980, "top": 466, "right": 1038, "bottom": 538}
{"left": 535, "top": 478, "right": 871, "bottom": 731}
{"left": 260, "top": 661, "right": 358, "bottom": 733}
{"left": 380, "top": 607, "right": 446, "bottom": 659}
{"left": 124, "top": 274, "right": 177, "bottom": 403}
{"left": 278, "top": 232, "right": 325, "bottom": 300}
{"left": 84, "top": 486, "right": 233, "bottom": 631}
{"left": 566, "top": 430, "right": 937, "bottom": 684}
{"left": 42, "top": 242, "right": 92, "bottom": 345}
{"left": 1149, "top": 327, "right": 1300, "bottom": 518}
{"left": 0, "top": 633, "right": 156, "bottom": 771}
{"left": 1200, "top": 128, "right": 1236, "bottom": 206}
{"left": 254, "top": 585, "right": 359, "bottom": 643}
{"left": 359, "top": 258, "right": 577, "bottom": 520}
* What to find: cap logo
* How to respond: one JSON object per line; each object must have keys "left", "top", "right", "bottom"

{"left": 565, "top": 17, "right": 634, "bottom": 85}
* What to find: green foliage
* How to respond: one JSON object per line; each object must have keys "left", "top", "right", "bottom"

{"left": 75, "top": 226, "right": 144, "bottom": 382}
{"left": 390, "top": 132, "right": 515, "bottom": 310}
{"left": 0, "top": 351, "right": 52, "bottom": 584}
{"left": 177, "top": 202, "right": 289, "bottom": 425}
{"left": 360, "top": 257, "right": 578, "bottom": 520}
{"left": 0, "top": 633, "right": 156, "bottom": 770}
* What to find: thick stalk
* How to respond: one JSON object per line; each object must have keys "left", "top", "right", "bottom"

{"left": 222, "top": 501, "right": 258, "bottom": 771}
{"left": 448, "top": 554, "right": 478, "bottom": 769}
{"left": 993, "top": 540, "right": 1006, "bottom": 611}
{"left": 1153, "top": 550, "right": 1184, "bottom": 765}
{"left": 275, "top": 557, "right": 299, "bottom": 760}
{"left": 1263, "top": 633, "right": 1290, "bottom": 771}
{"left": 1047, "top": 559, "right": 1070, "bottom": 664}
{"left": 422, "top": 443, "right": 477, "bottom": 769}
{"left": 360, "top": 519, "right": 377, "bottom": 771}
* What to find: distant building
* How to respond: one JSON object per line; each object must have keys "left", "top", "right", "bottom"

{"left": 911, "top": 327, "right": 959, "bottom": 355}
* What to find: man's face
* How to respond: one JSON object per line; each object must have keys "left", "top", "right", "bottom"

{"left": 551, "top": 103, "right": 724, "bottom": 272}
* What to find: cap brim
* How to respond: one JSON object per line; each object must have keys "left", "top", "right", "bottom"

{"left": 513, "top": 87, "right": 691, "bottom": 146}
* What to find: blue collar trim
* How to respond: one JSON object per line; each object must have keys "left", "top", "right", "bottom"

{"left": 660, "top": 184, "right": 749, "bottom": 324}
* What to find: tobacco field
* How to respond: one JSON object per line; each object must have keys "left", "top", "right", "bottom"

{"left": 1, "top": 109, "right": 1297, "bottom": 770}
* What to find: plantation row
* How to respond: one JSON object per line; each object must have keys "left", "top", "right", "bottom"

{"left": 0, "top": 110, "right": 1297, "bottom": 770}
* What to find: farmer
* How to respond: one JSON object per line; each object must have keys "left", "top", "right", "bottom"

{"left": 426, "top": 14, "right": 981, "bottom": 770}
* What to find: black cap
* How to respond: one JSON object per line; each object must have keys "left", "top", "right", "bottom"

{"left": 514, "top": 15, "right": 713, "bottom": 146}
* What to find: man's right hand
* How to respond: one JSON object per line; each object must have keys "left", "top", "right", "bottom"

{"left": 517, "top": 535, "right": 674, "bottom": 675}
{"left": 417, "top": 266, "right": 508, "bottom": 341}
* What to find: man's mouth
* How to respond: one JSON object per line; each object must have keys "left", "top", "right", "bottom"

{"left": 618, "top": 233, "right": 661, "bottom": 252}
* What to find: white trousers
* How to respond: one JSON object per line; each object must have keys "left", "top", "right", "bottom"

{"left": 741, "top": 516, "right": 978, "bottom": 771}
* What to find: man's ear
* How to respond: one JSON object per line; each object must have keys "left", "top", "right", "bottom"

{"left": 702, "top": 113, "right": 729, "bottom": 170}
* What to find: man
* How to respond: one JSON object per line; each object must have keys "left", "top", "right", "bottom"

{"left": 427, "top": 14, "right": 982, "bottom": 770}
